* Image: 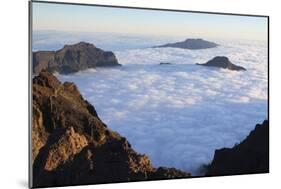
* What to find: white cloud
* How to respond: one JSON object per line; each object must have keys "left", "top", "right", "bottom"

{"left": 55, "top": 38, "right": 268, "bottom": 176}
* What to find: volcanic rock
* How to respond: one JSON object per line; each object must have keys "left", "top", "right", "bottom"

{"left": 196, "top": 56, "right": 246, "bottom": 71}
{"left": 154, "top": 38, "right": 218, "bottom": 49}
{"left": 206, "top": 120, "right": 269, "bottom": 176}
{"left": 32, "top": 70, "right": 190, "bottom": 187}
{"left": 33, "top": 42, "right": 121, "bottom": 75}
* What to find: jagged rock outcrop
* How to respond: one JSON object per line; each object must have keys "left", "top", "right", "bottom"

{"left": 154, "top": 38, "right": 218, "bottom": 49}
{"left": 206, "top": 120, "right": 269, "bottom": 176}
{"left": 32, "top": 70, "right": 190, "bottom": 188}
{"left": 33, "top": 42, "right": 121, "bottom": 75}
{"left": 196, "top": 56, "right": 246, "bottom": 71}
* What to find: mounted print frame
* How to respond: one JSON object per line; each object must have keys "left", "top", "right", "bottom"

{"left": 29, "top": 0, "right": 269, "bottom": 188}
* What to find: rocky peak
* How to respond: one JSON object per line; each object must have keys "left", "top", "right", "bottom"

{"left": 196, "top": 56, "right": 246, "bottom": 71}
{"left": 154, "top": 38, "right": 218, "bottom": 49}
{"left": 33, "top": 69, "right": 61, "bottom": 90}
{"left": 185, "top": 38, "right": 202, "bottom": 42}
{"left": 211, "top": 56, "right": 229, "bottom": 63}
{"left": 33, "top": 42, "right": 121, "bottom": 75}
{"left": 63, "top": 41, "right": 95, "bottom": 49}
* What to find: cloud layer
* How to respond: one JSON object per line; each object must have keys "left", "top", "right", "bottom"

{"left": 57, "top": 39, "right": 268, "bottom": 175}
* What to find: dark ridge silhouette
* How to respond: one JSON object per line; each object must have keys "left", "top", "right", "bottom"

{"left": 154, "top": 38, "right": 218, "bottom": 49}
{"left": 206, "top": 120, "right": 269, "bottom": 176}
{"left": 196, "top": 56, "right": 246, "bottom": 71}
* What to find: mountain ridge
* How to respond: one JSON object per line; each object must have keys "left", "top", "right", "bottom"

{"left": 33, "top": 42, "right": 121, "bottom": 75}
{"left": 154, "top": 38, "right": 218, "bottom": 49}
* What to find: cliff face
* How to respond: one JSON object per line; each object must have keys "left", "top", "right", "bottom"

{"left": 33, "top": 42, "right": 121, "bottom": 75}
{"left": 32, "top": 70, "right": 190, "bottom": 188}
{"left": 206, "top": 120, "right": 269, "bottom": 176}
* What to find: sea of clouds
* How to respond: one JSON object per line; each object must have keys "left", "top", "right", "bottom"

{"left": 35, "top": 31, "right": 268, "bottom": 175}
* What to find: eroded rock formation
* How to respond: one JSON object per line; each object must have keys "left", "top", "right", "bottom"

{"left": 33, "top": 42, "right": 121, "bottom": 75}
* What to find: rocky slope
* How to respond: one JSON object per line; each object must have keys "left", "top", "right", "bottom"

{"left": 206, "top": 120, "right": 269, "bottom": 176}
{"left": 196, "top": 56, "right": 246, "bottom": 71}
{"left": 154, "top": 38, "right": 218, "bottom": 49}
{"left": 33, "top": 42, "right": 121, "bottom": 75}
{"left": 32, "top": 70, "right": 190, "bottom": 188}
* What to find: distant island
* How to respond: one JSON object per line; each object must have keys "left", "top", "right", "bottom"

{"left": 196, "top": 56, "right": 246, "bottom": 71}
{"left": 33, "top": 42, "right": 121, "bottom": 75}
{"left": 154, "top": 38, "right": 218, "bottom": 50}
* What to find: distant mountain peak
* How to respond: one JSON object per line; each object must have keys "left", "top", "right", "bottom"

{"left": 196, "top": 56, "right": 246, "bottom": 71}
{"left": 33, "top": 42, "right": 121, "bottom": 75}
{"left": 185, "top": 38, "right": 202, "bottom": 42}
{"left": 154, "top": 38, "right": 218, "bottom": 50}
{"left": 63, "top": 41, "right": 95, "bottom": 48}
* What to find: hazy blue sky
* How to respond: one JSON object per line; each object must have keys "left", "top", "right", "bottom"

{"left": 32, "top": 2, "right": 268, "bottom": 41}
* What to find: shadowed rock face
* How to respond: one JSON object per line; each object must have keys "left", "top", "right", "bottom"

{"left": 154, "top": 38, "right": 218, "bottom": 49}
{"left": 206, "top": 120, "right": 269, "bottom": 176}
{"left": 32, "top": 70, "right": 190, "bottom": 188}
{"left": 33, "top": 42, "right": 121, "bottom": 75}
{"left": 196, "top": 56, "right": 246, "bottom": 71}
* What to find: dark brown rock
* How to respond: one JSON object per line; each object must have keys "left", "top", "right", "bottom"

{"left": 206, "top": 120, "right": 269, "bottom": 176}
{"left": 32, "top": 70, "right": 190, "bottom": 188}
{"left": 33, "top": 51, "right": 55, "bottom": 75}
{"left": 196, "top": 56, "right": 246, "bottom": 71}
{"left": 33, "top": 42, "right": 121, "bottom": 75}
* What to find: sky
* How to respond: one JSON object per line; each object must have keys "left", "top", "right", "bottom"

{"left": 32, "top": 1, "right": 268, "bottom": 41}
